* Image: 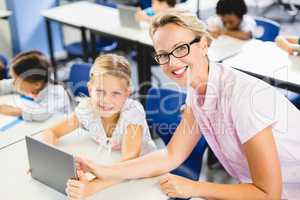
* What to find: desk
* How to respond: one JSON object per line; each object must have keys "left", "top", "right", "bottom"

{"left": 222, "top": 39, "right": 300, "bottom": 93}
{"left": 0, "top": 95, "right": 66, "bottom": 149}
{"left": 0, "top": 10, "right": 12, "bottom": 19}
{"left": 0, "top": 132, "right": 169, "bottom": 200}
{"left": 41, "top": 2, "right": 153, "bottom": 104}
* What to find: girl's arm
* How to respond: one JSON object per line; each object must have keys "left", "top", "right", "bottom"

{"left": 160, "top": 126, "right": 282, "bottom": 200}
{"left": 76, "top": 106, "right": 202, "bottom": 180}
{"left": 42, "top": 113, "right": 80, "bottom": 145}
{"left": 0, "top": 105, "right": 22, "bottom": 116}
{"left": 67, "top": 124, "right": 144, "bottom": 198}
{"left": 223, "top": 30, "right": 252, "bottom": 40}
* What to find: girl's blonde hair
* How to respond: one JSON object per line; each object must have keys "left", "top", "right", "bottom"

{"left": 90, "top": 54, "right": 131, "bottom": 86}
{"left": 150, "top": 9, "right": 213, "bottom": 46}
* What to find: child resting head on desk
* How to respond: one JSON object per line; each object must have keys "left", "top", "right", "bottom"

{"left": 42, "top": 53, "right": 156, "bottom": 199}
{"left": 0, "top": 50, "right": 71, "bottom": 121}
{"left": 276, "top": 35, "right": 300, "bottom": 56}
{"left": 207, "top": 0, "right": 256, "bottom": 40}
{"left": 135, "top": 0, "right": 176, "bottom": 23}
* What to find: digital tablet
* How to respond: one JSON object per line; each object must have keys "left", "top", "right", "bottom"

{"left": 25, "top": 136, "right": 77, "bottom": 194}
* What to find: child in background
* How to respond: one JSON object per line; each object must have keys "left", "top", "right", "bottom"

{"left": 207, "top": 0, "right": 256, "bottom": 40}
{"left": 276, "top": 35, "right": 300, "bottom": 55}
{"left": 0, "top": 51, "right": 71, "bottom": 121}
{"left": 42, "top": 54, "right": 156, "bottom": 199}
{"left": 135, "top": 0, "right": 176, "bottom": 23}
{"left": 0, "top": 54, "right": 7, "bottom": 80}
{"left": 0, "top": 60, "right": 4, "bottom": 80}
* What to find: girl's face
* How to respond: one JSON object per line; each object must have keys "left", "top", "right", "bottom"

{"left": 11, "top": 72, "right": 44, "bottom": 97}
{"left": 88, "top": 74, "right": 130, "bottom": 118}
{"left": 220, "top": 14, "right": 242, "bottom": 31}
{"left": 152, "top": 23, "right": 209, "bottom": 88}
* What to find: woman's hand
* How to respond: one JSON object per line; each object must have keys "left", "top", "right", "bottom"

{"left": 66, "top": 170, "right": 90, "bottom": 200}
{"left": 76, "top": 157, "right": 107, "bottom": 179}
{"left": 159, "top": 174, "right": 200, "bottom": 199}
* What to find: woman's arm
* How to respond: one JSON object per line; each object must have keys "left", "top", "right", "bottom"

{"left": 77, "top": 106, "right": 202, "bottom": 180}
{"left": 42, "top": 113, "right": 80, "bottom": 145}
{"left": 160, "top": 126, "right": 282, "bottom": 200}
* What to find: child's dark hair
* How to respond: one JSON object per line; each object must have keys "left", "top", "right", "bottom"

{"left": 10, "top": 50, "right": 51, "bottom": 83}
{"left": 157, "top": 0, "right": 176, "bottom": 8}
{"left": 216, "top": 0, "right": 247, "bottom": 19}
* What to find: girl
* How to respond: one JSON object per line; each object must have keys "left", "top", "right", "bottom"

{"left": 42, "top": 54, "right": 156, "bottom": 199}
{"left": 135, "top": 0, "right": 176, "bottom": 23}
{"left": 76, "top": 10, "right": 300, "bottom": 200}
{"left": 0, "top": 51, "right": 71, "bottom": 121}
{"left": 207, "top": 0, "right": 256, "bottom": 40}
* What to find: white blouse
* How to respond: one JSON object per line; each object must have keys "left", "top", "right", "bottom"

{"left": 75, "top": 98, "right": 156, "bottom": 155}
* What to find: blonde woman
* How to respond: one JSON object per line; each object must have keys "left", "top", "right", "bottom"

{"left": 76, "top": 10, "right": 300, "bottom": 199}
{"left": 42, "top": 54, "right": 156, "bottom": 199}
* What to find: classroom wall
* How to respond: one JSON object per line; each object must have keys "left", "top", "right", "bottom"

{"left": 0, "top": 0, "right": 12, "bottom": 58}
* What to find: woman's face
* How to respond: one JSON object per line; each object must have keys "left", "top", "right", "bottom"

{"left": 88, "top": 74, "right": 130, "bottom": 118}
{"left": 152, "top": 23, "right": 209, "bottom": 88}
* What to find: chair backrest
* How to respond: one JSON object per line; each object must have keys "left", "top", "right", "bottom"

{"left": 145, "top": 87, "right": 207, "bottom": 182}
{"left": 68, "top": 63, "right": 91, "bottom": 97}
{"left": 254, "top": 16, "right": 280, "bottom": 42}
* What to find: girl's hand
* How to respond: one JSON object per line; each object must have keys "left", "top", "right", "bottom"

{"left": 66, "top": 170, "right": 89, "bottom": 200}
{"left": 159, "top": 174, "right": 200, "bottom": 199}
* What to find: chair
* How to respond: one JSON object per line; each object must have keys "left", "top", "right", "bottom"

{"left": 254, "top": 16, "right": 280, "bottom": 42}
{"left": 263, "top": 0, "right": 300, "bottom": 23}
{"left": 145, "top": 87, "right": 207, "bottom": 199}
{"left": 68, "top": 62, "right": 91, "bottom": 97}
{"left": 0, "top": 54, "right": 8, "bottom": 79}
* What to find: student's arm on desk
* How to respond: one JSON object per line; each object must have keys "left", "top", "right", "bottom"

{"left": 67, "top": 124, "right": 144, "bottom": 199}
{"left": 76, "top": 106, "right": 201, "bottom": 180}
{"left": 223, "top": 30, "right": 252, "bottom": 40}
{"left": 0, "top": 104, "right": 22, "bottom": 116}
{"left": 42, "top": 113, "right": 79, "bottom": 145}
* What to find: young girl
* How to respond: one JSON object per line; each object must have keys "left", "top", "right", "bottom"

{"left": 76, "top": 10, "right": 300, "bottom": 200}
{"left": 135, "top": 0, "right": 176, "bottom": 23}
{"left": 0, "top": 51, "right": 71, "bottom": 121}
{"left": 276, "top": 35, "right": 300, "bottom": 55}
{"left": 42, "top": 54, "right": 156, "bottom": 199}
{"left": 207, "top": 0, "right": 256, "bottom": 40}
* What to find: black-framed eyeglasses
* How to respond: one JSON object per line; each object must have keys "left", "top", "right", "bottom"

{"left": 153, "top": 37, "right": 201, "bottom": 65}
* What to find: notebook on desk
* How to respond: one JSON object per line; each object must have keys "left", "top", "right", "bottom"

{"left": 26, "top": 136, "right": 78, "bottom": 194}
{"left": 118, "top": 4, "right": 141, "bottom": 29}
{"left": 208, "top": 36, "right": 247, "bottom": 62}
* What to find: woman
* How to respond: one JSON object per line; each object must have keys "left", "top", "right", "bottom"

{"left": 76, "top": 10, "right": 300, "bottom": 199}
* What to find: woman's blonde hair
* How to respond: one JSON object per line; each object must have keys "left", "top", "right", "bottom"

{"left": 150, "top": 9, "right": 213, "bottom": 46}
{"left": 90, "top": 54, "right": 131, "bottom": 86}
